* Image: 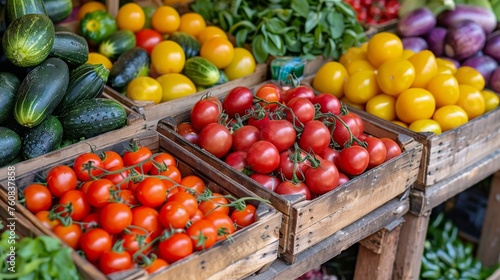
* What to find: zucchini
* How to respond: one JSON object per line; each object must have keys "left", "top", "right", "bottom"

{"left": 79, "top": 10, "right": 117, "bottom": 46}
{"left": 2, "top": 14, "right": 55, "bottom": 67}
{"left": 54, "top": 63, "right": 109, "bottom": 115}
{"left": 43, "top": 0, "right": 72, "bottom": 23}
{"left": 0, "top": 72, "right": 20, "bottom": 125}
{"left": 98, "top": 29, "right": 136, "bottom": 60}
{"left": 183, "top": 56, "right": 220, "bottom": 86}
{"left": 168, "top": 31, "right": 200, "bottom": 59}
{"left": 59, "top": 98, "right": 127, "bottom": 139}
{"left": 14, "top": 57, "right": 70, "bottom": 128}
{"left": 49, "top": 31, "right": 89, "bottom": 66}
{"left": 21, "top": 115, "right": 63, "bottom": 159}
{"left": 0, "top": 127, "right": 21, "bottom": 165}
{"left": 108, "top": 47, "right": 149, "bottom": 93}
{"left": 5, "top": 0, "right": 47, "bottom": 25}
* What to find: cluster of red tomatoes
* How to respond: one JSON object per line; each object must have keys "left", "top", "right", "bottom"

{"left": 176, "top": 83, "right": 403, "bottom": 199}
{"left": 22, "top": 144, "right": 257, "bottom": 275}
{"left": 344, "top": 0, "right": 400, "bottom": 26}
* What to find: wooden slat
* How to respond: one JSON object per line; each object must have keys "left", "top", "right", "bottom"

{"left": 477, "top": 171, "right": 500, "bottom": 267}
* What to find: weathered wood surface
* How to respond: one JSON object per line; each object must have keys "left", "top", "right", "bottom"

{"left": 477, "top": 171, "right": 500, "bottom": 267}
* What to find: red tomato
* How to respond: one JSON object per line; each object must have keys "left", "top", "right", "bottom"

{"left": 102, "top": 166, "right": 130, "bottom": 189}
{"left": 53, "top": 224, "right": 82, "bottom": 249}
{"left": 190, "top": 209, "right": 204, "bottom": 224}
{"left": 364, "top": 136, "right": 387, "bottom": 169}
{"left": 116, "top": 189, "right": 137, "bottom": 205}
{"left": 73, "top": 153, "right": 104, "bottom": 181}
{"left": 381, "top": 137, "right": 402, "bottom": 162}
{"left": 176, "top": 122, "right": 199, "bottom": 145}
{"left": 277, "top": 150, "right": 310, "bottom": 181}
{"left": 275, "top": 180, "right": 311, "bottom": 200}
{"left": 100, "top": 202, "right": 133, "bottom": 234}
{"left": 79, "top": 228, "right": 113, "bottom": 263}
{"left": 179, "top": 175, "right": 206, "bottom": 195}
{"left": 298, "top": 120, "right": 331, "bottom": 155}
{"left": 167, "top": 191, "right": 199, "bottom": 218}
{"left": 332, "top": 113, "right": 363, "bottom": 148}
{"left": 144, "top": 258, "right": 169, "bottom": 274}
{"left": 121, "top": 228, "right": 153, "bottom": 255}
{"left": 86, "top": 179, "right": 115, "bottom": 208}
{"left": 319, "top": 147, "right": 340, "bottom": 169}
{"left": 58, "top": 190, "right": 92, "bottom": 221}
{"left": 222, "top": 86, "right": 254, "bottom": 117}
{"left": 36, "top": 210, "right": 60, "bottom": 230}
{"left": 198, "top": 123, "right": 233, "bottom": 158}
{"left": 159, "top": 201, "right": 190, "bottom": 229}
{"left": 47, "top": 165, "right": 78, "bottom": 198}
{"left": 23, "top": 184, "right": 52, "bottom": 214}
{"left": 158, "top": 232, "right": 193, "bottom": 263}
{"left": 339, "top": 146, "right": 370, "bottom": 176}
{"left": 305, "top": 159, "right": 340, "bottom": 195}
{"left": 186, "top": 219, "right": 218, "bottom": 250}
{"left": 102, "top": 151, "right": 124, "bottom": 170}
{"left": 99, "top": 250, "right": 133, "bottom": 275}
{"left": 285, "top": 97, "right": 315, "bottom": 125}
{"left": 312, "top": 93, "right": 341, "bottom": 115}
{"left": 231, "top": 204, "right": 256, "bottom": 229}
{"left": 246, "top": 140, "right": 280, "bottom": 174}
{"left": 231, "top": 125, "right": 260, "bottom": 152}
{"left": 204, "top": 212, "right": 235, "bottom": 240}
{"left": 224, "top": 151, "right": 248, "bottom": 172}
{"left": 255, "top": 83, "right": 282, "bottom": 110}
{"left": 338, "top": 172, "right": 350, "bottom": 186}
{"left": 198, "top": 192, "right": 229, "bottom": 216}
{"left": 150, "top": 152, "right": 177, "bottom": 173}
{"left": 190, "top": 98, "right": 221, "bottom": 131}
{"left": 81, "top": 213, "right": 100, "bottom": 231}
{"left": 247, "top": 109, "right": 271, "bottom": 130}
{"left": 284, "top": 85, "right": 315, "bottom": 103}
{"left": 260, "top": 120, "right": 296, "bottom": 153}
{"left": 123, "top": 145, "right": 153, "bottom": 174}
{"left": 249, "top": 173, "right": 281, "bottom": 192}
{"left": 131, "top": 206, "right": 162, "bottom": 238}
{"left": 136, "top": 177, "right": 167, "bottom": 208}
{"left": 135, "top": 28, "right": 163, "bottom": 54}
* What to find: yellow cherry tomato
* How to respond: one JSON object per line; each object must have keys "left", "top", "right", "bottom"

{"left": 366, "top": 94, "right": 396, "bottom": 121}
{"left": 344, "top": 70, "right": 379, "bottom": 104}
{"left": 432, "top": 105, "right": 469, "bottom": 132}
{"left": 436, "top": 65, "right": 455, "bottom": 75}
{"left": 436, "top": 58, "right": 457, "bottom": 74}
{"left": 156, "top": 73, "right": 196, "bottom": 102}
{"left": 376, "top": 58, "right": 415, "bottom": 96}
{"left": 360, "top": 42, "right": 368, "bottom": 52}
{"left": 339, "top": 46, "right": 366, "bottom": 67}
{"left": 407, "top": 50, "right": 438, "bottom": 88}
{"left": 151, "top": 6, "right": 180, "bottom": 34}
{"left": 151, "top": 40, "right": 185, "bottom": 75}
{"left": 409, "top": 119, "right": 442, "bottom": 135}
{"left": 196, "top": 26, "right": 228, "bottom": 45}
{"left": 426, "top": 74, "right": 460, "bottom": 107}
{"left": 200, "top": 37, "right": 234, "bottom": 69}
{"left": 481, "top": 90, "right": 500, "bottom": 112}
{"left": 392, "top": 120, "right": 408, "bottom": 128}
{"left": 77, "top": 1, "right": 106, "bottom": 20}
{"left": 366, "top": 32, "right": 403, "bottom": 68}
{"left": 223, "top": 47, "right": 256, "bottom": 80}
{"left": 454, "top": 66, "right": 485, "bottom": 91}
{"left": 312, "top": 61, "right": 348, "bottom": 98}
{"left": 341, "top": 97, "right": 365, "bottom": 110}
{"left": 116, "top": 3, "right": 145, "bottom": 32}
{"left": 395, "top": 88, "right": 436, "bottom": 124}
{"left": 402, "top": 49, "right": 415, "bottom": 59}
{"left": 457, "top": 84, "right": 485, "bottom": 119}
{"left": 126, "top": 76, "right": 162, "bottom": 104}
{"left": 345, "top": 59, "right": 375, "bottom": 75}
{"left": 179, "top": 12, "right": 206, "bottom": 37}
{"left": 86, "top": 52, "right": 112, "bottom": 70}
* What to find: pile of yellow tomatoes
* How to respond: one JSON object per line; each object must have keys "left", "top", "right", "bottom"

{"left": 312, "top": 32, "right": 500, "bottom": 135}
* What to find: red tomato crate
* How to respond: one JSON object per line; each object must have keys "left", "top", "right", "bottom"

{"left": 0, "top": 129, "right": 282, "bottom": 280}
{"left": 155, "top": 81, "right": 423, "bottom": 263}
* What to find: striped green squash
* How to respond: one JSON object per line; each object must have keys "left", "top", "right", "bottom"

{"left": 0, "top": 72, "right": 20, "bottom": 125}
{"left": 49, "top": 31, "right": 89, "bottom": 66}
{"left": 183, "top": 56, "right": 220, "bottom": 86}
{"left": 6, "top": 0, "right": 47, "bottom": 25}
{"left": 98, "top": 30, "right": 137, "bottom": 60}
{"left": 43, "top": 0, "right": 72, "bottom": 23}
{"left": 2, "top": 14, "right": 55, "bottom": 67}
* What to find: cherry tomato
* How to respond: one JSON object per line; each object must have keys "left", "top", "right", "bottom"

{"left": 432, "top": 105, "right": 469, "bottom": 132}
{"left": 320, "top": 147, "right": 340, "bottom": 169}
{"left": 198, "top": 192, "right": 229, "bottom": 216}
{"left": 277, "top": 150, "right": 310, "bottom": 181}
{"left": 121, "top": 228, "right": 153, "bottom": 255}
{"left": 167, "top": 191, "right": 199, "bottom": 218}
{"left": 158, "top": 232, "right": 193, "bottom": 263}
{"left": 151, "top": 165, "right": 182, "bottom": 193}
{"left": 344, "top": 70, "right": 379, "bottom": 104}
{"left": 260, "top": 120, "right": 296, "bottom": 153}
{"left": 285, "top": 97, "right": 315, "bottom": 125}
{"left": 376, "top": 58, "right": 415, "bottom": 96}
{"left": 144, "top": 258, "right": 169, "bottom": 274}
{"left": 224, "top": 151, "right": 248, "bottom": 172}
{"left": 311, "top": 93, "right": 341, "bottom": 115}
{"left": 332, "top": 113, "right": 362, "bottom": 148}
{"left": 100, "top": 202, "right": 133, "bottom": 234}
{"left": 298, "top": 120, "right": 331, "bottom": 155}
{"left": 116, "top": 189, "right": 137, "bottom": 205}
{"left": 222, "top": 86, "right": 254, "bottom": 117}
{"left": 190, "top": 98, "right": 221, "bottom": 131}
{"left": 305, "top": 159, "right": 340, "bottom": 194}
{"left": 223, "top": 47, "right": 256, "bottom": 80}
{"left": 481, "top": 90, "right": 500, "bottom": 112}
{"left": 231, "top": 204, "right": 256, "bottom": 229}
{"left": 81, "top": 212, "right": 100, "bottom": 231}
{"left": 339, "top": 146, "right": 370, "bottom": 176}
{"left": 231, "top": 125, "right": 260, "bottom": 152}
{"left": 409, "top": 119, "right": 442, "bottom": 135}
{"left": 367, "top": 32, "right": 403, "bottom": 68}
{"left": 150, "top": 152, "right": 177, "bottom": 173}
{"left": 380, "top": 138, "right": 402, "bottom": 162}
{"left": 136, "top": 177, "right": 167, "bottom": 208}
{"left": 198, "top": 123, "right": 233, "bottom": 158}
{"left": 364, "top": 136, "right": 387, "bottom": 169}
{"left": 247, "top": 109, "right": 271, "bottom": 130}
{"left": 457, "top": 84, "right": 485, "bottom": 119}
{"left": 426, "top": 74, "right": 460, "bottom": 107}
{"left": 312, "top": 62, "right": 348, "bottom": 98}
{"left": 186, "top": 219, "right": 218, "bottom": 250}
{"left": 73, "top": 153, "right": 104, "bottom": 181}
{"left": 176, "top": 122, "right": 199, "bottom": 145}
{"left": 395, "top": 88, "right": 436, "bottom": 124}
{"left": 79, "top": 228, "right": 113, "bottom": 263}
{"left": 284, "top": 85, "right": 315, "bottom": 103}
{"left": 103, "top": 166, "right": 130, "bottom": 189}
{"left": 116, "top": 2, "right": 145, "bottom": 32}
{"left": 246, "top": 140, "right": 280, "bottom": 174}
{"left": 454, "top": 66, "right": 485, "bottom": 91}
{"left": 99, "top": 249, "right": 133, "bottom": 275}
{"left": 58, "top": 190, "right": 92, "bottom": 221}
{"left": 159, "top": 201, "right": 190, "bottom": 229}
{"left": 255, "top": 83, "right": 282, "bottom": 110}
{"left": 408, "top": 50, "right": 438, "bottom": 88}
{"left": 179, "top": 175, "right": 206, "bottom": 195}
{"left": 47, "top": 165, "right": 77, "bottom": 198}
{"left": 131, "top": 206, "right": 162, "bottom": 238}
{"left": 249, "top": 173, "right": 281, "bottom": 192}
{"left": 275, "top": 180, "right": 311, "bottom": 200}
{"left": 100, "top": 151, "right": 124, "bottom": 170}
{"left": 36, "top": 210, "right": 60, "bottom": 230}
{"left": 204, "top": 212, "right": 235, "bottom": 240}
{"left": 135, "top": 28, "right": 163, "bottom": 55}
{"left": 23, "top": 184, "right": 52, "bottom": 214}
{"left": 123, "top": 145, "right": 153, "bottom": 174}
{"left": 86, "top": 179, "right": 115, "bottom": 208}
{"left": 366, "top": 94, "right": 397, "bottom": 121}
{"left": 53, "top": 224, "right": 82, "bottom": 250}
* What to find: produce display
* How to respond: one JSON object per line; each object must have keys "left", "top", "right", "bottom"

{"left": 344, "top": 0, "right": 401, "bottom": 26}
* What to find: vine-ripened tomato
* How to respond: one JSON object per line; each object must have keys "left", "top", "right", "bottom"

{"left": 255, "top": 83, "right": 282, "bottom": 110}
{"left": 231, "top": 204, "right": 256, "bottom": 229}
{"left": 339, "top": 145, "right": 370, "bottom": 176}
{"left": 99, "top": 249, "right": 133, "bottom": 275}
{"left": 86, "top": 179, "right": 116, "bottom": 208}
{"left": 204, "top": 212, "right": 235, "bottom": 240}
{"left": 177, "top": 122, "right": 199, "bottom": 145}
{"left": 24, "top": 184, "right": 52, "bottom": 214}
{"left": 305, "top": 159, "right": 339, "bottom": 195}
{"left": 46, "top": 165, "right": 78, "bottom": 198}
{"left": 247, "top": 109, "right": 271, "bottom": 130}
{"left": 121, "top": 228, "right": 153, "bottom": 255}
{"left": 151, "top": 152, "right": 177, "bottom": 171}
{"left": 312, "top": 93, "right": 341, "bottom": 115}
{"left": 231, "top": 125, "right": 260, "bottom": 152}
{"left": 190, "top": 98, "right": 221, "bottom": 131}
{"left": 249, "top": 173, "right": 281, "bottom": 192}
{"left": 159, "top": 201, "right": 190, "bottom": 229}
{"left": 338, "top": 172, "right": 350, "bottom": 186}
{"left": 116, "top": 2, "right": 145, "bottom": 32}
{"left": 116, "top": 189, "right": 137, "bottom": 205}
{"left": 131, "top": 206, "right": 162, "bottom": 238}
{"left": 332, "top": 113, "right": 363, "bottom": 148}
{"left": 136, "top": 177, "right": 167, "bottom": 208}
{"left": 123, "top": 144, "right": 153, "bottom": 174}
{"left": 364, "top": 136, "right": 387, "bottom": 169}
{"left": 285, "top": 97, "right": 315, "bottom": 125}
{"left": 198, "top": 192, "right": 229, "bottom": 216}
{"left": 246, "top": 140, "right": 280, "bottom": 174}
{"left": 135, "top": 28, "right": 163, "bottom": 55}
{"left": 277, "top": 150, "right": 310, "bottom": 181}
{"left": 53, "top": 224, "right": 82, "bottom": 250}
{"left": 158, "top": 232, "right": 193, "bottom": 264}
{"left": 102, "top": 151, "right": 124, "bottom": 170}
{"left": 73, "top": 153, "right": 104, "bottom": 181}
{"left": 298, "top": 120, "right": 331, "bottom": 155}
{"left": 167, "top": 191, "right": 199, "bottom": 218}
{"left": 198, "top": 123, "right": 233, "bottom": 158}
{"left": 284, "top": 85, "right": 315, "bottom": 103}
{"left": 144, "top": 258, "right": 169, "bottom": 274}
{"left": 153, "top": 165, "right": 182, "bottom": 193}
{"left": 260, "top": 120, "right": 296, "bottom": 153}
{"left": 36, "top": 210, "right": 60, "bottom": 229}
{"left": 58, "top": 190, "right": 92, "bottom": 221}
{"left": 380, "top": 138, "right": 402, "bottom": 162}
{"left": 103, "top": 166, "right": 130, "bottom": 189}
{"left": 100, "top": 202, "right": 133, "bottom": 234}
{"left": 222, "top": 86, "right": 254, "bottom": 117}
{"left": 224, "top": 151, "right": 248, "bottom": 172}
{"left": 179, "top": 175, "right": 206, "bottom": 195}
{"left": 79, "top": 228, "right": 113, "bottom": 263}
{"left": 186, "top": 219, "right": 218, "bottom": 250}
{"left": 395, "top": 88, "right": 436, "bottom": 124}
{"left": 81, "top": 212, "right": 100, "bottom": 231}
{"left": 320, "top": 147, "right": 340, "bottom": 169}
{"left": 275, "top": 180, "right": 311, "bottom": 200}
{"left": 312, "top": 61, "right": 348, "bottom": 98}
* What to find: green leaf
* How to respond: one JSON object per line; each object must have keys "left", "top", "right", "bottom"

{"left": 334, "top": 1, "right": 357, "bottom": 19}
{"left": 252, "top": 35, "right": 269, "bottom": 64}
{"left": 265, "top": 18, "right": 287, "bottom": 34}
{"left": 38, "top": 236, "right": 61, "bottom": 253}
{"left": 235, "top": 28, "right": 249, "bottom": 47}
{"left": 284, "top": 31, "right": 302, "bottom": 53}
{"left": 218, "top": 11, "right": 234, "bottom": 31}
{"left": 327, "top": 12, "right": 345, "bottom": 39}
{"left": 268, "top": 34, "right": 286, "bottom": 56}
{"left": 313, "top": 25, "right": 324, "bottom": 47}
{"left": 300, "top": 33, "right": 314, "bottom": 43}
{"left": 291, "top": 0, "right": 310, "bottom": 18}
{"left": 305, "top": 11, "right": 321, "bottom": 33}
{"left": 275, "top": 8, "right": 293, "bottom": 22}
{"left": 228, "top": 20, "right": 256, "bottom": 35}
{"left": 242, "top": 6, "right": 256, "bottom": 20}
{"left": 231, "top": 0, "right": 243, "bottom": 16}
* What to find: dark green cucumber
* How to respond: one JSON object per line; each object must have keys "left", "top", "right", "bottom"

{"left": 215, "top": 69, "right": 229, "bottom": 85}
{"left": 183, "top": 56, "right": 220, "bottom": 86}
{"left": 98, "top": 29, "right": 136, "bottom": 60}
{"left": 5, "top": 0, "right": 47, "bottom": 25}
{"left": 14, "top": 57, "right": 70, "bottom": 128}
{"left": 108, "top": 47, "right": 149, "bottom": 93}
{"left": 54, "top": 63, "right": 109, "bottom": 115}
{"left": 0, "top": 127, "right": 21, "bottom": 165}
{"left": 0, "top": 72, "right": 20, "bottom": 125}
{"left": 43, "top": 0, "right": 72, "bottom": 23}
{"left": 2, "top": 14, "right": 55, "bottom": 67}
{"left": 60, "top": 98, "right": 127, "bottom": 139}
{"left": 21, "top": 115, "right": 63, "bottom": 159}
{"left": 168, "top": 31, "right": 200, "bottom": 59}
{"left": 49, "top": 31, "right": 89, "bottom": 66}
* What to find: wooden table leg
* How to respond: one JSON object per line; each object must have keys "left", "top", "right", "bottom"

{"left": 392, "top": 212, "right": 430, "bottom": 280}
{"left": 477, "top": 171, "right": 500, "bottom": 267}
{"left": 353, "top": 219, "right": 403, "bottom": 280}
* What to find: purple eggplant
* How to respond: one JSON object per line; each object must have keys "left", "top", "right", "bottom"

{"left": 402, "top": 37, "right": 428, "bottom": 53}
{"left": 437, "top": 4, "right": 497, "bottom": 34}
{"left": 489, "top": 68, "right": 500, "bottom": 93}
{"left": 444, "top": 20, "right": 486, "bottom": 61}
{"left": 462, "top": 55, "right": 498, "bottom": 81}
{"left": 426, "top": 27, "right": 447, "bottom": 57}
{"left": 483, "top": 31, "right": 500, "bottom": 63}
{"left": 397, "top": 7, "right": 436, "bottom": 37}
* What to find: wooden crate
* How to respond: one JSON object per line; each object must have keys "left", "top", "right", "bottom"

{"left": 0, "top": 129, "right": 282, "bottom": 280}
{"left": 155, "top": 93, "right": 423, "bottom": 263}
{"left": 0, "top": 93, "right": 146, "bottom": 182}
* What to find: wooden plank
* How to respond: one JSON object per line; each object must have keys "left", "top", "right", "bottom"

{"left": 353, "top": 222, "right": 402, "bottom": 280}
{"left": 487, "top": 267, "right": 500, "bottom": 280}
{"left": 477, "top": 171, "right": 500, "bottom": 267}
{"left": 393, "top": 212, "right": 431, "bottom": 280}
{"left": 245, "top": 198, "right": 409, "bottom": 280}
{"left": 410, "top": 149, "right": 500, "bottom": 215}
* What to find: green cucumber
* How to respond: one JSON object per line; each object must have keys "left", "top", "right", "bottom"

{"left": 49, "top": 31, "right": 89, "bottom": 66}
{"left": 14, "top": 57, "right": 70, "bottom": 128}
{"left": 5, "top": 0, "right": 47, "bottom": 25}
{"left": 108, "top": 47, "right": 150, "bottom": 93}
{"left": 79, "top": 10, "right": 117, "bottom": 46}
{"left": 54, "top": 63, "right": 109, "bottom": 115}
{"left": 2, "top": 14, "right": 55, "bottom": 67}
{"left": 183, "top": 56, "right": 220, "bottom": 86}
{"left": 0, "top": 127, "right": 22, "bottom": 165}
{"left": 59, "top": 98, "right": 127, "bottom": 139}
{"left": 0, "top": 72, "right": 20, "bottom": 125}
{"left": 215, "top": 69, "right": 229, "bottom": 85}
{"left": 98, "top": 30, "right": 136, "bottom": 60}
{"left": 42, "top": 0, "right": 72, "bottom": 23}
{"left": 168, "top": 31, "right": 200, "bottom": 59}
{"left": 21, "top": 115, "right": 63, "bottom": 159}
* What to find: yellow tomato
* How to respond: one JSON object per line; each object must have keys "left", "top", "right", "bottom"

{"left": 408, "top": 50, "right": 438, "bottom": 88}
{"left": 196, "top": 26, "right": 228, "bottom": 45}
{"left": 436, "top": 58, "right": 457, "bottom": 74}
{"left": 151, "top": 6, "right": 180, "bottom": 34}
{"left": 457, "top": 84, "right": 485, "bottom": 119}
{"left": 392, "top": 120, "right": 408, "bottom": 128}
{"left": 86, "top": 52, "right": 112, "bottom": 70}
{"left": 409, "top": 119, "right": 442, "bottom": 135}
{"left": 426, "top": 74, "right": 460, "bottom": 107}
{"left": 436, "top": 65, "right": 455, "bottom": 75}
{"left": 432, "top": 105, "right": 469, "bottom": 132}
{"left": 402, "top": 49, "right": 415, "bottom": 59}
{"left": 339, "top": 46, "right": 366, "bottom": 67}
{"left": 223, "top": 47, "right": 256, "bottom": 80}
{"left": 151, "top": 40, "right": 185, "bottom": 75}
{"left": 344, "top": 70, "right": 379, "bottom": 104}
{"left": 200, "top": 37, "right": 234, "bottom": 69}
{"left": 454, "top": 66, "right": 485, "bottom": 91}
{"left": 481, "top": 90, "right": 500, "bottom": 112}
{"left": 345, "top": 59, "right": 375, "bottom": 75}
{"left": 312, "top": 61, "right": 348, "bottom": 98}
{"left": 156, "top": 73, "right": 196, "bottom": 102}
{"left": 366, "top": 94, "right": 396, "bottom": 121}
{"left": 126, "top": 76, "right": 162, "bottom": 104}
{"left": 376, "top": 58, "right": 415, "bottom": 96}
{"left": 395, "top": 88, "right": 436, "bottom": 124}
{"left": 366, "top": 32, "right": 403, "bottom": 68}
{"left": 179, "top": 13, "right": 206, "bottom": 37}
{"left": 360, "top": 42, "right": 368, "bottom": 52}
{"left": 116, "top": 3, "right": 145, "bottom": 32}
{"left": 77, "top": 1, "right": 106, "bottom": 20}
{"left": 341, "top": 97, "right": 365, "bottom": 110}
